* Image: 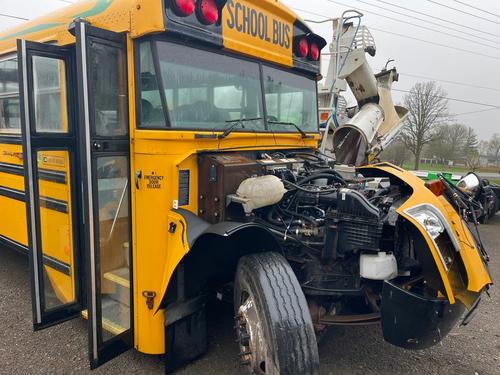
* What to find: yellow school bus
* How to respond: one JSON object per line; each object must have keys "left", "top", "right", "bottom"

{"left": 0, "top": 0, "right": 491, "bottom": 373}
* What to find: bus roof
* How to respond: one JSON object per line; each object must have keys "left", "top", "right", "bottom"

{"left": 0, "top": 0, "right": 160, "bottom": 53}
{"left": 0, "top": 0, "right": 324, "bottom": 73}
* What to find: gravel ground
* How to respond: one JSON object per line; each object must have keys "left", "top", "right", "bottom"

{"left": 1, "top": 216, "right": 499, "bottom": 375}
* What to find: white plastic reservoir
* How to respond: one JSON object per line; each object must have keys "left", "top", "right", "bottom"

{"left": 360, "top": 252, "right": 398, "bottom": 280}
{"left": 236, "top": 175, "right": 287, "bottom": 213}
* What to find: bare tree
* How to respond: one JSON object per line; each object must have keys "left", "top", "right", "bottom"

{"left": 466, "top": 150, "right": 481, "bottom": 171}
{"left": 464, "top": 127, "right": 480, "bottom": 170}
{"left": 426, "top": 124, "right": 467, "bottom": 163}
{"left": 463, "top": 126, "right": 479, "bottom": 156}
{"left": 489, "top": 134, "right": 500, "bottom": 166}
{"left": 380, "top": 137, "right": 410, "bottom": 166}
{"left": 479, "top": 140, "right": 489, "bottom": 156}
{"left": 401, "top": 82, "right": 449, "bottom": 169}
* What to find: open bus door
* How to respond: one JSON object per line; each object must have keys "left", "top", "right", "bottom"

{"left": 18, "top": 20, "right": 133, "bottom": 369}
{"left": 75, "top": 21, "right": 134, "bottom": 369}
{"left": 17, "top": 39, "right": 83, "bottom": 329}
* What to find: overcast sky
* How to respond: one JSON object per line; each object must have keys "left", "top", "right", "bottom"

{"left": 1, "top": 0, "right": 499, "bottom": 140}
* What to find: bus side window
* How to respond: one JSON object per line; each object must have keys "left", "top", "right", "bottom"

{"left": 139, "top": 42, "right": 166, "bottom": 128}
{"left": 0, "top": 58, "right": 21, "bottom": 134}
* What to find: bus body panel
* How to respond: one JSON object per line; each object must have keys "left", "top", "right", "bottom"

{"left": 0, "top": 0, "right": 326, "bottom": 359}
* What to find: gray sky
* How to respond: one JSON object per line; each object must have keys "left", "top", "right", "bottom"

{"left": 1, "top": 0, "right": 499, "bottom": 140}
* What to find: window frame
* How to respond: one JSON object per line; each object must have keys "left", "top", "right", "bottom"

{"left": 0, "top": 53, "right": 22, "bottom": 138}
{"left": 261, "top": 64, "right": 320, "bottom": 133}
{"left": 134, "top": 35, "right": 320, "bottom": 134}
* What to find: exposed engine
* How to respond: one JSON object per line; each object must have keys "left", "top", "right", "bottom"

{"left": 198, "top": 149, "right": 428, "bottom": 332}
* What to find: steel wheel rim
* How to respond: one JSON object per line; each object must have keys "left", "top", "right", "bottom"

{"left": 235, "top": 291, "right": 269, "bottom": 374}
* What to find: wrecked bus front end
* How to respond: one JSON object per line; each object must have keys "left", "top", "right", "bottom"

{"left": 381, "top": 280, "right": 467, "bottom": 349}
{"left": 211, "top": 153, "right": 492, "bottom": 353}
{"left": 364, "top": 164, "right": 491, "bottom": 349}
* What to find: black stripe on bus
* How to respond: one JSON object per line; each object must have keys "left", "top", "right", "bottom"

{"left": 0, "top": 162, "right": 67, "bottom": 184}
{"left": 0, "top": 233, "right": 28, "bottom": 255}
{"left": 39, "top": 196, "right": 69, "bottom": 214}
{"left": 40, "top": 169, "right": 67, "bottom": 184}
{"left": 42, "top": 254, "right": 71, "bottom": 276}
{"left": 0, "top": 185, "right": 68, "bottom": 214}
{"left": 0, "top": 234, "right": 71, "bottom": 276}
{"left": 0, "top": 185, "right": 25, "bottom": 202}
{"left": 0, "top": 136, "right": 22, "bottom": 145}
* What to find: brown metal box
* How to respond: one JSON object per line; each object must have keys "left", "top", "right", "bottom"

{"left": 198, "top": 153, "right": 262, "bottom": 223}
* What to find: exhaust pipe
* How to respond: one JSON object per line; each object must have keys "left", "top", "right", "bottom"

{"left": 333, "top": 67, "right": 408, "bottom": 166}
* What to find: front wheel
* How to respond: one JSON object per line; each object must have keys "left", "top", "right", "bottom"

{"left": 234, "top": 252, "right": 319, "bottom": 375}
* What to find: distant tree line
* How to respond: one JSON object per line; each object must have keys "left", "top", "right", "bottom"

{"left": 380, "top": 81, "right": 498, "bottom": 170}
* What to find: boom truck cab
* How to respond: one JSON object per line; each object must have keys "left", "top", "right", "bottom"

{"left": 0, "top": 1, "right": 492, "bottom": 373}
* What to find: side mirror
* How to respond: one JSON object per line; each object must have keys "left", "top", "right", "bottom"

{"left": 457, "top": 173, "right": 481, "bottom": 198}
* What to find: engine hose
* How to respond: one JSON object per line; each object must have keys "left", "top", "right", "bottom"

{"left": 283, "top": 179, "right": 338, "bottom": 194}
{"left": 276, "top": 206, "right": 318, "bottom": 225}
{"left": 285, "top": 151, "right": 324, "bottom": 161}
{"left": 266, "top": 209, "right": 303, "bottom": 227}
{"left": 300, "top": 170, "right": 347, "bottom": 185}
{"left": 255, "top": 220, "right": 324, "bottom": 252}
{"left": 298, "top": 173, "right": 345, "bottom": 186}
{"left": 314, "top": 168, "right": 346, "bottom": 179}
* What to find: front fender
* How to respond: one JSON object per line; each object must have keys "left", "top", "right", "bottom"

{"left": 360, "top": 163, "right": 492, "bottom": 307}
{"left": 157, "top": 209, "right": 281, "bottom": 312}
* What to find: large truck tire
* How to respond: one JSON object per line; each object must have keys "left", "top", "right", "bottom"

{"left": 234, "top": 252, "right": 319, "bottom": 375}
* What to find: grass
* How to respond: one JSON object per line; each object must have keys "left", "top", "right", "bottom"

{"left": 402, "top": 162, "right": 500, "bottom": 175}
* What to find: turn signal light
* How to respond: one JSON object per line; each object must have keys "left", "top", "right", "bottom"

{"left": 197, "top": 0, "right": 219, "bottom": 25}
{"left": 426, "top": 180, "right": 445, "bottom": 197}
{"left": 297, "top": 37, "right": 309, "bottom": 58}
{"left": 173, "top": 0, "right": 196, "bottom": 17}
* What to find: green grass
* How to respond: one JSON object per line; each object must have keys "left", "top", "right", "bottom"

{"left": 403, "top": 162, "right": 500, "bottom": 175}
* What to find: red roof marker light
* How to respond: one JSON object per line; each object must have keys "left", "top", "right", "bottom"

{"left": 309, "top": 42, "right": 320, "bottom": 61}
{"left": 173, "top": 0, "right": 195, "bottom": 17}
{"left": 197, "top": 0, "right": 219, "bottom": 25}
{"left": 297, "top": 37, "right": 309, "bottom": 58}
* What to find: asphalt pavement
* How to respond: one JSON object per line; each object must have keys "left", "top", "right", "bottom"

{"left": 1, "top": 217, "right": 499, "bottom": 375}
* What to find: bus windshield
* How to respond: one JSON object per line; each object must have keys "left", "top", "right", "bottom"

{"left": 139, "top": 40, "right": 318, "bottom": 133}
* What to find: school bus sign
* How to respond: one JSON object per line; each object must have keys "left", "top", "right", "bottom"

{"left": 223, "top": 0, "right": 294, "bottom": 66}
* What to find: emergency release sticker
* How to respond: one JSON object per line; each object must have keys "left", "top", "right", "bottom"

{"left": 144, "top": 171, "right": 165, "bottom": 189}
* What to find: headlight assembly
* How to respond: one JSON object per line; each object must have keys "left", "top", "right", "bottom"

{"left": 404, "top": 204, "right": 461, "bottom": 272}
{"left": 407, "top": 208, "right": 444, "bottom": 239}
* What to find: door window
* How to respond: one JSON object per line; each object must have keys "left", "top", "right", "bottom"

{"left": 90, "top": 42, "right": 128, "bottom": 137}
{"left": 32, "top": 56, "right": 69, "bottom": 133}
{"left": 96, "top": 155, "right": 131, "bottom": 339}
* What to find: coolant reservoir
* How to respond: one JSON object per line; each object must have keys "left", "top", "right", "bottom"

{"left": 236, "top": 175, "right": 287, "bottom": 213}
{"left": 360, "top": 252, "right": 398, "bottom": 280}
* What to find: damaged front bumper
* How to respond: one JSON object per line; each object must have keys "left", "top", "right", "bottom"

{"left": 380, "top": 281, "right": 477, "bottom": 349}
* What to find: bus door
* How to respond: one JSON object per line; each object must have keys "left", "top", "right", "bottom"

{"left": 75, "top": 21, "right": 133, "bottom": 369}
{"left": 17, "top": 40, "right": 83, "bottom": 329}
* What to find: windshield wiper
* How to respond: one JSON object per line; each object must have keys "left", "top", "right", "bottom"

{"left": 268, "top": 121, "right": 314, "bottom": 139}
{"left": 218, "top": 117, "right": 263, "bottom": 139}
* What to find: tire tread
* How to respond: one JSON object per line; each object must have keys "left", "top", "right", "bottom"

{"left": 235, "top": 252, "right": 319, "bottom": 375}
